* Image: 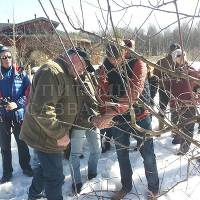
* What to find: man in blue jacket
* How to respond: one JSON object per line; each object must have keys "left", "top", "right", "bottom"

{"left": 0, "top": 45, "right": 33, "bottom": 184}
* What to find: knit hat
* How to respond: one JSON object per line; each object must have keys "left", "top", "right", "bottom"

{"left": 67, "top": 47, "right": 95, "bottom": 73}
{"left": 0, "top": 45, "right": 12, "bottom": 80}
{"left": 0, "top": 45, "right": 10, "bottom": 54}
{"left": 169, "top": 43, "right": 181, "bottom": 53}
{"left": 123, "top": 39, "right": 135, "bottom": 51}
{"left": 171, "top": 49, "right": 186, "bottom": 63}
{"left": 105, "top": 43, "right": 121, "bottom": 59}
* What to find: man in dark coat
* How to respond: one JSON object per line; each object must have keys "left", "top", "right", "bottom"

{"left": 154, "top": 43, "right": 181, "bottom": 129}
{"left": 93, "top": 42, "right": 159, "bottom": 200}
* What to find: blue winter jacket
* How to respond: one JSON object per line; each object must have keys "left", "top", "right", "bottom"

{"left": 0, "top": 64, "right": 31, "bottom": 123}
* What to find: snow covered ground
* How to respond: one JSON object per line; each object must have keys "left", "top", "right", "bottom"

{"left": 190, "top": 61, "right": 200, "bottom": 71}
{"left": 0, "top": 62, "right": 200, "bottom": 200}
{"left": 0, "top": 114, "right": 200, "bottom": 200}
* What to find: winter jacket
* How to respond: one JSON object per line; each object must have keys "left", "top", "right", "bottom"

{"left": 154, "top": 54, "right": 175, "bottom": 90}
{"left": 163, "top": 64, "right": 200, "bottom": 108}
{"left": 98, "top": 57, "right": 150, "bottom": 122}
{"left": 73, "top": 74, "right": 98, "bottom": 129}
{"left": 0, "top": 64, "right": 31, "bottom": 123}
{"left": 20, "top": 58, "right": 81, "bottom": 153}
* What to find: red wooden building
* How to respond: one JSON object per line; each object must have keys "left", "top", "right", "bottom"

{"left": 0, "top": 17, "right": 71, "bottom": 66}
{"left": 0, "top": 17, "right": 59, "bottom": 36}
{"left": 0, "top": 17, "right": 100, "bottom": 67}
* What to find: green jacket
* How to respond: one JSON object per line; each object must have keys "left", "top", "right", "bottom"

{"left": 20, "top": 58, "right": 80, "bottom": 153}
{"left": 73, "top": 75, "right": 98, "bottom": 129}
{"left": 154, "top": 54, "right": 174, "bottom": 90}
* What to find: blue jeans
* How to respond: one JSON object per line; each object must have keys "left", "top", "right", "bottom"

{"left": 111, "top": 116, "right": 159, "bottom": 193}
{"left": 28, "top": 150, "right": 64, "bottom": 200}
{"left": 69, "top": 128, "right": 101, "bottom": 184}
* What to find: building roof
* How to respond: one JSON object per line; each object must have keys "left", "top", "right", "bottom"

{"left": 17, "top": 17, "right": 59, "bottom": 28}
{"left": 0, "top": 17, "right": 59, "bottom": 31}
{"left": 0, "top": 23, "right": 13, "bottom": 31}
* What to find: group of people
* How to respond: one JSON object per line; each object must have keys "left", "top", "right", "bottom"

{"left": 0, "top": 40, "right": 199, "bottom": 200}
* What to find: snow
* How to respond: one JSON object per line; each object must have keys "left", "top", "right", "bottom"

{"left": 1, "top": 63, "right": 200, "bottom": 200}
{"left": 0, "top": 116, "right": 200, "bottom": 200}
{"left": 190, "top": 61, "right": 200, "bottom": 71}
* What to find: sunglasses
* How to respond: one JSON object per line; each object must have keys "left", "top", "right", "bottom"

{"left": 1, "top": 56, "right": 12, "bottom": 60}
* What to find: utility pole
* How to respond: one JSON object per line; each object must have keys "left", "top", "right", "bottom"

{"left": 12, "top": 9, "right": 17, "bottom": 63}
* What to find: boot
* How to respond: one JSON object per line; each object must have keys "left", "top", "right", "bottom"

{"left": 72, "top": 182, "right": 83, "bottom": 194}
{"left": 147, "top": 191, "right": 158, "bottom": 200}
{"left": 177, "top": 142, "right": 190, "bottom": 155}
{"left": 111, "top": 189, "right": 128, "bottom": 200}
{"left": 0, "top": 173, "right": 12, "bottom": 184}
{"left": 88, "top": 173, "right": 97, "bottom": 180}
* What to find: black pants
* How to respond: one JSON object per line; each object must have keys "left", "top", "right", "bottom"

{"left": 171, "top": 106, "right": 195, "bottom": 145}
{"left": 148, "top": 74, "right": 159, "bottom": 105}
{"left": 0, "top": 117, "right": 31, "bottom": 176}
{"left": 159, "top": 87, "right": 170, "bottom": 114}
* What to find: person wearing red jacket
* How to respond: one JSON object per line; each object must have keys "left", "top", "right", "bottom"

{"left": 92, "top": 42, "right": 159, "bottom": 200}
{"left": 164, "top": 49, "right": 200, "bottom": 155}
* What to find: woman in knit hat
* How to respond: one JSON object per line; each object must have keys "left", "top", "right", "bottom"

{"left": 164, "top": 49, "right": 200, "bottom": 154}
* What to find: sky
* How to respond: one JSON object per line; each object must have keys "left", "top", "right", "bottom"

{"left": 0, "top": 0, "right": 200, "bottom": 33}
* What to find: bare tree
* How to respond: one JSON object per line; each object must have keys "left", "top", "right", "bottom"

{"left": 36, "top": 0, "right": 200, "bottom": 199}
